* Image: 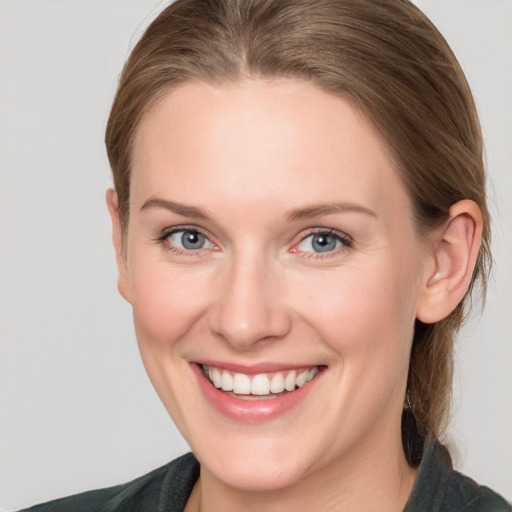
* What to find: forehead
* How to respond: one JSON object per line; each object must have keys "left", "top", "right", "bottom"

{"left": 130, "top": 79, "right": 412, "bottom": 221}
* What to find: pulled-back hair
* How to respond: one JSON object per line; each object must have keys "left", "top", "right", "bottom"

{"left": 105, "top": 0, "right": 491, "bottom": 462}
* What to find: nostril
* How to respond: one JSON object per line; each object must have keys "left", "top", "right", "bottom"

{"left": 207, "top": 265, "right": 292, "bottom": 347}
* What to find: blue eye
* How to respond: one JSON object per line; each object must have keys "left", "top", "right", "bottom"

{"left": 167, "top": 230, "right": 212, "bottom": 251}
{"left": 297, "top": 232, "right": 346, "bottom": 253}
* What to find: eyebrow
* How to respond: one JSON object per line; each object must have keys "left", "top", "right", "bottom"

{"left": 140, "top": 197, "right": 208, "bottom": 218}
{"left": 285, "top": 202, "right": 377, "bottom": 221}
{"left": 140, "top": 197, "right": 376, "bottom": 221}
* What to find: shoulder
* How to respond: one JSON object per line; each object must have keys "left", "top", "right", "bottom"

{"left": 406, "top": 440, "right": 511, "bottom": 512}
{"left": 443, "top": 470, "right": 512, "bottom": 512}
{"left": 18, "top": 452, "right": 199, "bottom": 512}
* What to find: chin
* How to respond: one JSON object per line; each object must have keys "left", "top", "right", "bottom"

{"left": 191, "top": 429, "right": 323, "bottom": 492}
{"left": 206, "top": 454, "right": 311, "bottom": 492}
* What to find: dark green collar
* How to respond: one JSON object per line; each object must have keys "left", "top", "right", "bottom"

{"left": 404, "top": 439, "right": 511, "bottom": 511}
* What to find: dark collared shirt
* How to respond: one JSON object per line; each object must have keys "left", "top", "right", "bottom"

{"left": 20, "top": 441, "right": 511, "bottom": 511}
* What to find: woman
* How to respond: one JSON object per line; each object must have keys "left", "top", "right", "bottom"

{"left": 19, "top": 0, "right": 511, "bottom": 510}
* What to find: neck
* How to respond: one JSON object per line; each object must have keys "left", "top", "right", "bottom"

{"left": 186, "top": 428, "right": 418, "bottom": 512}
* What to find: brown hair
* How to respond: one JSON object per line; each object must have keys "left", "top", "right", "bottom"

{"left": 105, "top": 0, "right": 491, "bottom": 461}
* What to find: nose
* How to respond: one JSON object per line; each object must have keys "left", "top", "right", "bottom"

{"left": 208, "top": 252, "right": 292, "bottom": 349}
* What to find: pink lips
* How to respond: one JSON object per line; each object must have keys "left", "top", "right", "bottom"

{"left": 191, "top": 362, "right": 323, "bottom": 424}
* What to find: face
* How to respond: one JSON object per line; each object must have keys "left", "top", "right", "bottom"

{"left": 114, "top": 80, "right": 432, "bottom": 491}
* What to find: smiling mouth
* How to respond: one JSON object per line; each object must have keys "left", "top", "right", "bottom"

{"left": 201, "top": 364, "right": 321, "bottom": 399}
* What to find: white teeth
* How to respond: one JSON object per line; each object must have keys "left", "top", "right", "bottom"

{"left": 307, "top": 367, "right": 319, "bottom": 381}
{"left": 284, "top": 371, "right": 296, "bottom": 391}
{"left": 270, "top": 373, "right": 285, "bottom": 393}
{"left": 221, "top": 371, "right": 234, "bottom": 391}
{"left": 212, "top": 368, "right": 222, "bottom": 388}
{"left": 251, "top": 374, "right": 270, "bottom": 395}
{"left": 204, "top": 365, "right": 321, "bottom": 396}
{"left": 296, "top": 371, "right": 306, "bottom": 388}
{"left": 297, "top": 367, "right": 318, "bottom": 387}
{"left": 233, "top": 373, "right": 251, "bottom": 394}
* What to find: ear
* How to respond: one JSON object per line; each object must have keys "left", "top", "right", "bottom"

{"left": 106, "top": 188, "right": 132, "bottom": 303}
{"left": 416, "top": 200, "right": 483, "bottom": 324}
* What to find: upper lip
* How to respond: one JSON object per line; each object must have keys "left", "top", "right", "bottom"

{"left": 193, "top": 360, "right": 324, "bottom": 375}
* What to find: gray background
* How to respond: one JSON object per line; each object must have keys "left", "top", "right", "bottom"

{"left": 0, "top": 0, "right": 511, "bottom": 509}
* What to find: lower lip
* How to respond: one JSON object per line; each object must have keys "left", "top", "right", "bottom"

{"left": 191, "top": 363, "right": 323, "bottom": 424}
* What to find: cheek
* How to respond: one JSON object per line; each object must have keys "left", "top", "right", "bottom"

{"left": 126, "top": 259, "right": 213, "bottom": 431}
{"left": 128, "top": 259, "right": 211, "bottom": 349}
{"left": 292, "top": 255, "right": 419, "bottom": 364}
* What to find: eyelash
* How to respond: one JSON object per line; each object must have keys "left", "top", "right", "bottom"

{"left": 155, "top": 226, "right": 217, "bottom": 257}
{"left": 291, "top": 229, "right": 353, "bottom": 259}
{"left": 155, "top": 226, "right": 353, "bottom": 258}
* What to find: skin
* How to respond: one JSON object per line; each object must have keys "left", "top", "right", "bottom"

{"left": 107, "top": 79, "right": 482, "bottom": 511}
